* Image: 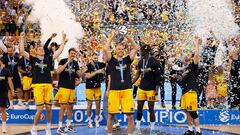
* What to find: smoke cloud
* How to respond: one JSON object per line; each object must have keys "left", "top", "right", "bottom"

{"left": 26, "top": 0, "right": 84, "bottom": 58}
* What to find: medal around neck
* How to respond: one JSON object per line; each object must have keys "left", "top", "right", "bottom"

{"left": 118, "top": 25, "right": 128, "bottom": 35}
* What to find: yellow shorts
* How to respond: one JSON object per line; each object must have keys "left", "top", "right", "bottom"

{"left": 22, "top": 76, "right": 32, "bottom": 91}
{"left": 32, "top": 84, "right": 53, "bottom": 105}
{"left": 108, "top": 89, "right": 135, "bottom": 114}
{"left": 54, "top": 87, "right": 75, "bottom": 104}
{"left": 180, "top": 90, "right": 198, "bottom": 111}
{"left": 138, "top": 88, "right": 158, "bottom": 102}
{"left": 216, "top": 83, "right": 228, "bottom": 97}
{"left": 86, "top": 88, "right": 101, "bottom": 101}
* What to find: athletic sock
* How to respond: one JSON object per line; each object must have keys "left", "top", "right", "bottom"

{"left": 195, "top": 126, "right": 201, "bottom": 132}
{"left": 150, "top": 122, "right": 155, "bottom": 130}
{"left": 32, "top": 125, "right": 37, "bottom": 130}
{"left": 18, "top": 99, "right": 23, "bottom": 104}
{"left": 95, "top": 115, "right": 99, "bottom": 121}
{"left": 66, "top": 119, "right": 71, "bottom": 127}
{"left": 87, "top": 116, "right": 91, "bottom": 121}
{"left": 136, "top": 120, "right": 141, "bottom": 129}
{"left": 10, "top": 100, "right": 13, "bottom": 106}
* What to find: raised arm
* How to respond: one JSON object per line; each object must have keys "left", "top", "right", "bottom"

{"left": 53, "top": 32, "right": 67, "bottom": 60}
{"left": 103, "top": 31, "right": 116, "bottom": 62}
{"left": 126, "top": 35, "right": 139, "bottom": 60}
{"left": 194, "top": 36, "right": 201, "bottom": 65}
{"left": 19, "top": 32, "right": 30, "bottom": 60}
{"left": 44, "top": 33, "right": 57, "bottom": 50}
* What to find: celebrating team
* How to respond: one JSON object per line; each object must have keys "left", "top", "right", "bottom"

{"left": 0, "top": 30, "right": 203, "bottom": 135}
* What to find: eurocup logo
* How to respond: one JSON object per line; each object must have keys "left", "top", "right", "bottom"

{"left": 219, "top": 111, "right": 230, "bottom": 122}
{"left": 0, "top": 112, "right": 9, "bottom": 121}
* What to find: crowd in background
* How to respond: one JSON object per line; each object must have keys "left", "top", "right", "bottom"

{"left": 0, "top": 0, "right": 240, "bottom": 110}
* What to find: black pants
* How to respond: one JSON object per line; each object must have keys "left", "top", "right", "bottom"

{"left": 197, "top": 83, "right": 207, "bottom": 106}
{"left": 230, "top": 87, "right": 240, "bottom": 108}
{"left": 159, "top": 81, "right": 165, "bottom": 103}
{"left": 170, "top": 80, "right": 177, "bottom": 106}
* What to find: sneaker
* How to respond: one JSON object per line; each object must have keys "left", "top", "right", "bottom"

{"left": 2, "top": 125, "right": 7, "bottom": 133}
{"left": 30, "top": 128, "right": 37, "bottom": 135}
{"left": 45, "top": 128, "right": 51, "bottom": 135}
{"left": 88, "top": 120, "right": 93, "bottom": 128}
{"left": 113, "top": 122, "right": 120, "bottom": 130}
{"left": 57, "top": 127, "right": 65, "bottom": 134}
{"left": 65, "top": 125, "right": 76, "bottom": 133}
{"left": 94, "top": 120, "right": 100, "bottom": 128}
{"left": 183, "top": 130, "right": 194, "bottom": 135}
{"left": 25, "top": 103, "right": 30, "bottom": 110}
{"left": 195, "top": 131, "right": 202, "bottom": 135}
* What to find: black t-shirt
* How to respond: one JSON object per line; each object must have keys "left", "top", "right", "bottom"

{"left": 138, "top": 57, "right": 161, "bottom": 90}
{"left": 18, "top": 57, "right": 32, "bottom": 77}
{"left": 3, "top": 53, "right": 20, "bottom": 79}
{"left": 58, "top": 58, "right": 80, "bottom": 89}
{"left": 85, "top": 62, "right": 106, "bottom": 89}
{"left": 0, "top": 68, "right": 12, "bottom": 92}
{"left": 29, "top": 55, "right": 53, "bottom": 84}
{"left": 177, "top": 62, "right": 199, "bottom": 95}
{"left": 108, "top": 56, "right": 133, "bottom": 90}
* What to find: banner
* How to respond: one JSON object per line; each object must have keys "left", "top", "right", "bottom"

{"left": 0, "top": 109, "right": 239, "bottom": 125}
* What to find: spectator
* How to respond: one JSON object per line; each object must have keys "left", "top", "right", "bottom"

{"left": 215, "top": 66, "right": 228, "bottom": 109}
{"left": 206, "top": 70, "right": 217, "bottom": 109}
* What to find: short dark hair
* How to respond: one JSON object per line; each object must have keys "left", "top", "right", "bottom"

{"left": 50, "top": 42, "right": 59, "bottom": 49}
{"left": 68, "top": 48, "right": 77, "bottom": 53}
{"left": 6, "top": 45, "right": 13, "bottom": 49}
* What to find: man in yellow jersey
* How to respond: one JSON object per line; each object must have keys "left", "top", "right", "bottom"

{"left": 103, "top": 30, "right": 139, "bottom": 135}
{"left": 18, "top": 46, "right": 33, "bottom": 110}
{"left": 55, "top": 48, "right": 82, "bottom": 134}
{"left": 85, "top": 52, "right": 105, "bottom": 128}
{"left": 19, "top": 32, "right": 67, "bottom": 135}
{"left": 133, "top": 44, "right": 161, "bottom": 134}
{"left": 173, "top": 36, "right": 202, "bottom": 135}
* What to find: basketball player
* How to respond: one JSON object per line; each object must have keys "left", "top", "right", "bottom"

{"left": 56, "top": 48, "right": 83, "bottom": 134}
{"left": 133, "top": 44, "right": 161, "bottom": 134}
{"left": 85, "top": 52, "right": 105, "bottom": 128}
{"left": 173, "top": 36, "right": 202, "bottom": 135}
{"left": 3, "top": 45, "right": 24, "bottom": 109}
{"left": 0, "top": 56, "right": 14, "bottom": 134}
{"left": 19, "top": 32, "right": 67, "bottom": 135}
{"left": 103, "top": 31, "right": 139, "bottom": 135}
{"left": 18, "top": 45, "right": 33, "bottom": 109}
